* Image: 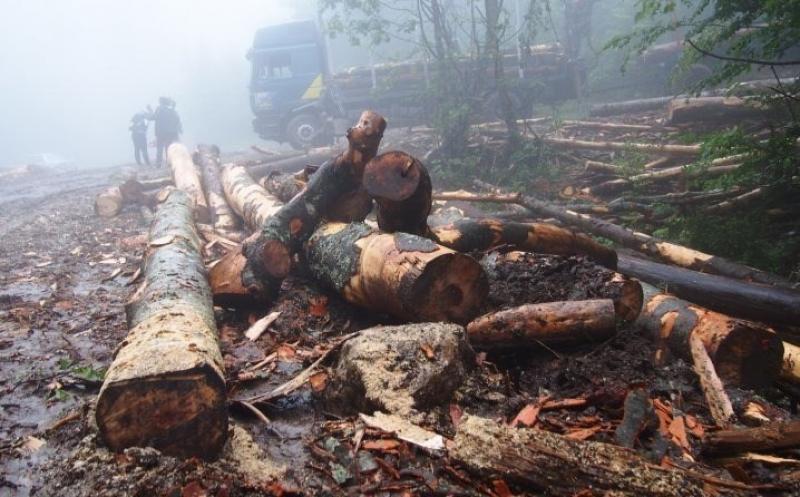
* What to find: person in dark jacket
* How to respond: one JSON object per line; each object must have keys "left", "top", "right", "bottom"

{"left": 129, "top": 108, "right": 151, "bottom": 166}
{"left": 152, "top": 97, "right": 183, "bottom": 166}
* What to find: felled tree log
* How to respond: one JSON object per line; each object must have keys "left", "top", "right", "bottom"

{"left": 541, "top": 137, "right": 701, "bottom": 157}
{"left": 220, "top": 163, "right": 282, "bottom": 231}
{"left": 705, "top": 187, "right": 766, "bottom": 214}
{"left": 167, "top": 143, "right": 211, "bottom": 223}
{"left": 583, "top": 163, "right": 743, "bottom": 197}
{"left": 431, "top": 218, "right": 618, "bottom": 269}
{"left": 585, "top": 160, "right": 622, "bottom": 174}
{"left": 618, "top": 254, "right": 800, "bottom": 327}
{"left": 563, "top": 120, "right": 662, "bottom": 132}
{"left": 589, "top": 96, "right": 674, "bottom": 117}
{"left": 195, "top": 144, "right": 241, "bottom": 238}
{"left": 247, "top": 149, "right": 334, "bottom": 180}
{"left": 667, "top": 96, "right": 775, "bottom": 125}
{"left": 243, "top": 111, "right": 386, "bottom": 286}
{"left": 94, "top": 179, "right": 161, "bottom": 218}
{"left": 259, "top": 170, "right": 307, "bottom": 202}
{"left": 689, "top": 333, "right": 735, "bottom": 427}
{"left": 467, "top": 299, "right": 616, "bottom": 348}
{"left": 96, "top": 189, "right": 227, "bottom": 459}
{"left": 636, "top": 283, "right": 783, "bottom": 388}
{"left": 781, "top": 341, "right": 800, "bottom": 384}
{"left": 703, "top": 420, "right": 800, "bottom": 456}
{"left": 95, "top": 187, "right": 126, "bottom": 218}
{"left": 451, "top": 415, "right": 711, "bottom": 497}
{"left": 363, "top": 151, "right": 432, "bottom": 236}
{"left": 484, "top": 251, "right": 642, "bottom": 321}
{"left": 306, "top": 222, "right": 488, "bottom": 324}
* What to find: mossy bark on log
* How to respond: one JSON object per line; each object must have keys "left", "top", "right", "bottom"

{"left": 167, "top": 143, "right": 211, "bottom": 223}
{"left": 194, "top": 144, "right": 241, "bottom": 236}
{"left": 243, "top": 111, "right": 386, "bottom": 284}
{"left": 483, "top": 251, "right": 642, "bottom": 321}
{"left": 219, "top": 162, "right": 282, "bottom": 231}
{"left": 451, "top": 414, "right": 710, "bottom": 497}
{"left": 431, "top": 218, "right": 618, "bottom": 269}
{"left": 96, "top": 189, "right": 227, "bottom": 459}
{"left": 636, "top": 283, "right": 783, "bottom": 389}
{"left": 306, "top": 222, "right": 488, "bottom": 324}
{"left": 703, "top": 420, "right": 800, "bottom": 456}
{"left": 467, "top": 299, "right": 616, "bottom": 349}
{"left": 259, "top": 170, "right": 307, "bottom": 202}
{"left": 363, "top": 151, "right": 432, "bottom": 236}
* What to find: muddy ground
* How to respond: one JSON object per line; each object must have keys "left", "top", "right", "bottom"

{"left": 1, "top": 147, "right": 798, "bottom": 496}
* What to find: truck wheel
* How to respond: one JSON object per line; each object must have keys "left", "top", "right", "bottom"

{"left": 286, "top": 113, "right": 321, "bottom": 150}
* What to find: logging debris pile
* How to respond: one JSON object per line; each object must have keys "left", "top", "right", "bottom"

{"left": 4, "top": 105, "right": 800, "bottom": 497}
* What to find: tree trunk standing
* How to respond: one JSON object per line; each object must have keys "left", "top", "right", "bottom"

{"left": 305, "top": 222, "right": 489, "bottom": 324}
{"left": 430, "top": 218, "right": 618, "bottom": 269}
{"left": 617, "top": 254, "right": 800, "bottom": 327}
{"left": 195, "top": 144, "right": 241, "bottom": 238}
{"left": 563, "top": 0, "right": 596, "bottom": 111}
{"left": 484, "top": 0, "right": 519, "bottom": 145}
{"left": 167, "top": 143, "right": 211, "bottom": 223}
{"left": 96, "top": 190, "right": 227, "bottom": 459}
{"left": 636, "top": 283, "right": 783, "bottom": 389}
{"left": 467, "top": 299, "right": 617, "bottom": 349}
{"left": 363, "top": 151, "right": 432, "bottom": 236}
{"left": 243, "top": 111, "right": 386, "bottom": 286}
{"left": 451, "top": 415, "right": 711, "bottom": 497}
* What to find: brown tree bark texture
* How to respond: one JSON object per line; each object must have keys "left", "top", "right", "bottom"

{"left": 636, "top": 283, "right": 783, "bottom": 389}
{"left": 219, "top": 162, "right": 282, "bottom": 232}
{"left": 194, "top": 144, "right": 241, "bottom": 236}
{"left": 306, "top": 222, "right": 489, "bottom": 324}
{"left": 451, "top": 414, "right": 710, "bottom": 497}
{"left": 167, "top": 142, "right": 211, "bottom": 223}
{"left": 467, "top": 299, "right": 616, "bottom": 348}
{"left": 431, "top": 218, "right": 618, "bottom": 269}
{"left": 363, "top": 151, "right": 432, "bottom": 236}
{"left": 703, "top": 420, "right": 800, "bottom": 456}
{"left": 96, "top": 189, "right": 227, "bottom": 459}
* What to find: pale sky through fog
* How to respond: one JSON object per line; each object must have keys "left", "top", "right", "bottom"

{"left": 0, "top": 0, "right": 311, "bottom": 167}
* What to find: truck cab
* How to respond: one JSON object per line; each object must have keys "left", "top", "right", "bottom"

{"left": 248, "top": 20, "right": 332, "bottom": 148}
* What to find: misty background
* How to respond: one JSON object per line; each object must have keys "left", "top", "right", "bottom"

{"left": 0, "top": 0, "right": 326, "bottom": 168}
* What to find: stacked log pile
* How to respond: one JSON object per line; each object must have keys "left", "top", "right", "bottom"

{"left": 90, "top": 108, "right": 800, "bottom": 494}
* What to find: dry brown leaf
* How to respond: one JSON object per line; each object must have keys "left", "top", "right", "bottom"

{"left": 684, "top": 414, "right": 705, "bottom": 438}
{"left": 276, "top": 344, "right": 296, "bottom": 360}
{"left": 308, "top": 371, "right": 328, "bottom": 392}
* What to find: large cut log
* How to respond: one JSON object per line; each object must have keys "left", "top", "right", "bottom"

{"left": 589, "top": 96, "right": 675, "bottom": 117}
{"left": 483, "top": 251, "right": 642, "bottom": 321}
{"left": 636, "top": 283, "right": 783, "bottom": 388}
{"left": 167, "top": 143, "right": 211, "bottom": 223}
{"left": 363, "top": 151, "right": 432, "bottom": 236}
{"left": 703, "top": 420, "right": 800, "bottom": 456}
{"left": 95, "top": 189, "right": 227, "bottom": 459}
{"left": 705, "top": 186, "right": 767, "bottom": 214}
{"left": 583, "top": 163, "right": 742, "bottom": 196}
{"left": 259, "top": 170, "right": 308, "bottom": 202}
{"left": 667, "top": 96, "right": 776, "bottom": 125}
{"left": 95, "top": 179, "right": 159, "bottom": 218}
{"left": 618, "top": 254, "right": 800, "bottom": 327}
{"left": 243, "top": 111, "right": 386, "bottom": 287}
{"left": 467, "top": 299, "right": 617, "bottom": 349}
{"left": 95, "top": 186, "right": 125, "bottom": 218}
{"left": 430, "top": 218, "right": 618, "bottom": 269}
{"left": 451, "top": 414, "right": 714, "bottom": 497}
{"left": 540, "top": 137, "right": 701, "bottom": 157}
{"left": 305, "top": 222, "right": 488, "bottom": 324}
{"left": 209, "top": 164, "right": 283, "bottom": 307}
{"left": 194, "top": 144, "right": 241, "bottom": 238}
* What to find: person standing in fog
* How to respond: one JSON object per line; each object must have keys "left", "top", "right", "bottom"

{"left": 129, "top": 108, "right": 151, "bottom": 166}
{"left": 152, "top": 97, "right": 183, "bottom": 166}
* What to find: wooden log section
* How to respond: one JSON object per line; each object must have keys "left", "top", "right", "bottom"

{"left": 95, "top": 179, "right": 159, "bottom": 218}
{"left": 467, "top": 299, "right": 617, "bottom": 349}
{"left": 195, "top": 144, "right": 241, "bottom": 238}
{"left": 244, "top": 110, "right": 386, "bottom": 284}
{"left": 636, "top": 283, "right": 783, "bottom": 389}
{"left": 589, "top": 96, "right": 675, "bottom": 117}
{"left": 306, "top": 222, "right": 488, "bottom": 324}
{"left": 540, "top": 137, "right": 701, "bottom": 157}
{"left": 781, "top": 341, "right": 800, "bottom": 384}
{"left": 451, "top": 414, "right": 712, "bottom": 497}
{"left": 259, "top": 170, "right": 307, "bottom": 203}
{"left": 96, "top": 189, "right": 227, "bottom": 459}
{"left": 618, "top": 254, "right": 800, "bottom": 327}
{"left": 430, "top": 218, "right": 618, "bottom": 269}
{"left": 703, "top": 420, "right": 800, "bottom": 456}
{"left": 689, "top": 333, "right": 735, "bottom": 428}
{"left": 95, "top": 186, "right": 125, "bottom": 218}
{"left": 585, "top": 160, "right": 621, "bottom": 174}
{"left": 167, "top": 143, "right": 211, "bottom": 223}
{"left": 247, "top": 149, "right": 335, "bottom": 180}
{"left": 485, "top": 251, "right": 643, "bottom": 322}
{"left": 209, "top": 164, "right": 283, "bottom": 307}
{"left": 667, "top": 96, "right": 775, "bottom": 125}
{"left": 363, "top": 151, "right": 432, "bottom": 236}
{"left": 583, "top": 163, "right": 743, "bottom": 197}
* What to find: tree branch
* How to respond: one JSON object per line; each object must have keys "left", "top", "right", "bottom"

{"left": 687, "top": 38, "right": 800, "bottom": 67}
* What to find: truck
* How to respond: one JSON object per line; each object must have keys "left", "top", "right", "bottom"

{"left": 247, "top": 20, "right": 579, "bottom": 149}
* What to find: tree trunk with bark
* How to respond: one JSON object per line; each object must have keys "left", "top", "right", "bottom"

{"left": 589, "top": 96, "right": 674, "bottom": 117}
{"left": 220, "top": 163, "right": 282, "bottom": 232}
{"left": 636, "top": 283, "right": 783, "bottom": 389}
{"left": 430, "top": 218, "right": 618, "bottom": 269}
{"left": 451, "top": 415, "right": 712, "bottom": 497}
{"left": 259, "top": 170, "right": 308, "bottom": 202}
{"left": 667, "top": 96, "right": 775, "bottom": 125}
{"left": 305, "top": 222, "right": 488, "bottom": 324}
{"left": 703, "top": 420, "right": 800, "bottom": 456}
{"left": 467, "top": 299, "right": 616, "bottom": 348}
{"left": 167, "top": 143, "right": 211, "bottom": 223}
{"left": 541, "top": 137, "right": 701, "bottom": 157}
{"left": 95, "top": 189, "right": 227, "bottom": 459}
{"left": 363, "top": 151, "right": 432, "bottom": 236}
{"left": 195, "top": 144, "right": 241, "bottom": 238}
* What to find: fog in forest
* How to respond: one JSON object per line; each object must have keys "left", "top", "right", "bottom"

{"left": 0, "top": 0, "right": 316, "bottom": 167}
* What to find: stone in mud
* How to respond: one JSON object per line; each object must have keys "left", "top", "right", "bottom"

{"left": 327, "top": 323, "right": 472, "bottom": 421}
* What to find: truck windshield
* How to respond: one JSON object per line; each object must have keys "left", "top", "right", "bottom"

{"left": 258, "top": 50, "right": 293, "bottom": 80}
{"left": 253, "top": 45, "right": 321, "bottom": 84}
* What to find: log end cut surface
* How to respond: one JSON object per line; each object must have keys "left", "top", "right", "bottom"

{"left": 409, "top": 252, "right": 489, "bottom": 324}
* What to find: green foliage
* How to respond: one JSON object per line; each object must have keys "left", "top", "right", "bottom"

{"left": 57, "top": 358, "right": 106, "bottom": 383}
